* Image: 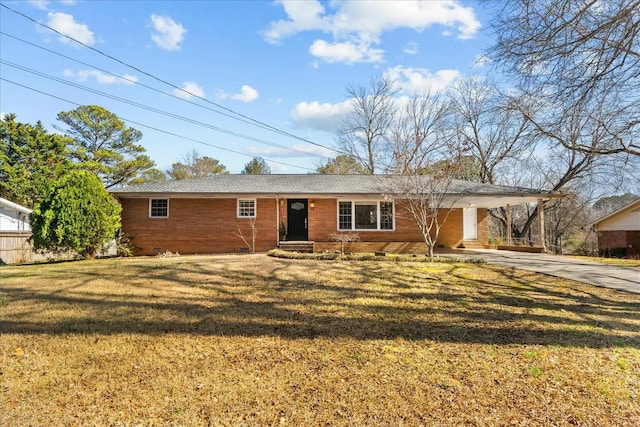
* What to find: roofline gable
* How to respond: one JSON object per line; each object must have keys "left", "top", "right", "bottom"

{"left": 0, "top": 197, "right": 32, "bottom": 214}
{"left": 589, "top": 198, "right": 640, "bottom": 229}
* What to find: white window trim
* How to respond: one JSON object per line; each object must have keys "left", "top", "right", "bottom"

{"left": 336, "top": 200, "right": 394, "bottom": 231}
{"left": 149, "top": 198, "right": 169, "bottom": 218}
{"left": 237, "top": 198, "right": 257, "bottom": 218}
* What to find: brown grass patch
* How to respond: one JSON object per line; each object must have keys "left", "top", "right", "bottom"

{"left": 568, "top": 255, "right": 640, "bottom": 267}
{"left": 1, "top": 254, "right": 639, "bottom": 426}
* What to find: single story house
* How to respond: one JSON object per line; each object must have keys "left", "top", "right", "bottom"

{"left": 110, "top": 174, "right": 560, "bottom": 256}
{"left": 590, "top": 198, "right": 640, "bottom": 258}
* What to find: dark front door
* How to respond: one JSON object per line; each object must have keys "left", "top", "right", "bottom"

{"left": 287, "top": 199, "right": 308, "bottom": 241}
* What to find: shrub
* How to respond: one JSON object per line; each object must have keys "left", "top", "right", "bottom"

{"left": 30, "top": 170, "right": 121, "bottom": 259}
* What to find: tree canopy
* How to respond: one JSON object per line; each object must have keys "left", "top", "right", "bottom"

{"left": 316, "top": 155, "right": 367, "bottom": 174}
{"left": 30, "top": 170, "right": 121, "bottom": 258}
{"left": 0, "top": 114, "right": 73, "bottom": 208}
{"left": 241, "top": 157, "right": 271, "bottom": 174}
{"left": 167, "top": 150, "right": 228, "bottom": 180}
{"left": 56, "top": 105, "right": 159, "bottom": 188}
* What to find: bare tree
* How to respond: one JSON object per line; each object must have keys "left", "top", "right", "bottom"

{"left": 490, "top": 0, "right": 640, "bottom": 157}
{"left": 328, "top": 232, "right": 360, "bottom": 255}
{"left": 448, "top": 77, "right": 534, "bottom": 185}
{"left": 390, "top": 90, "right": 451, "bottom": 174}
{"left": 338, "top": 74, "right": 398, "bottom": 174}
{"left": 386, "top": 171, "right": 463, "bottom": 258}
{"left": 542, "top": 191, "right": 594, "bottom": 254}
{"left": 234, "top": 218, "right": 258, "bottom": 253}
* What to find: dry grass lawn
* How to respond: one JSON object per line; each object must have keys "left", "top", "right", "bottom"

{"left": 1, "top": 254, "right": 639, "bottom": 426}
{"left": 568, "top": 255, "right": 640, "bottom": 267}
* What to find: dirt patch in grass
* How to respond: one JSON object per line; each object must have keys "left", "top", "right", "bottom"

{"left": 1, "top": 254, "right": 639, "bottom": 426}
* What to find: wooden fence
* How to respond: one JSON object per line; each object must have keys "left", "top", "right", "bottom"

{"left": 0, "top": 232, "right": 96, "bottom": 265}
{"left": 0, "top": 232, "right": 44, "bottom": 265}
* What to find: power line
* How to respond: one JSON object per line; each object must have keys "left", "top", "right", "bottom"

{"left": 0, "top": 31, "right": 314, "bottom": 142}
{"left": 0, "top": 3, "right": 342, "bottom": 155}
{"left": 0, "top": 77, "right": 317, "bottom": 172}
{"left": 1, "top": 60, "right": 326, "bottom": 159}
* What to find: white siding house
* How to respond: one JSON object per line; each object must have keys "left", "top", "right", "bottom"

{"left": 0, "top": 198, "right": 33, "bottom": 264}
{"left": 0, "top": 197, "right": 32, "bottom": 232}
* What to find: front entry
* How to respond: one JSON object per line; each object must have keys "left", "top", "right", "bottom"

{"left": 463, "top": 207, "right": 477, "bottom": 240}
{"left": 287, "top": 199, "right": 308, "bottom": 241}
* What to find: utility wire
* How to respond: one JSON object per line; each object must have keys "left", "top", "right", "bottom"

{"left": 0, "top": 3, "right": 342, "bottom": 155}
{"left": 1, "top": 60, "right": 325, "bottom": 159}
{"left": 1, "top": 77, "right": 317, "bottom": 172}
{"left": 0, "top": 31, "right": 319, "bottom": 145}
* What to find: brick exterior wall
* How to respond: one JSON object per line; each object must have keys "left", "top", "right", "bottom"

{"left": 119, "top": 196, "right": 488, "bottom": 256}
{"left": 598, "top": 230, "right": 640, "bottom": 257}
{"left": 119, "top": 198, "right": 279, "bottom": 255}
{"left": 628, "top": 231, "right": 640, "bottom": 257}
{"left": 309, "top": 199, "right": 487, "bottom": 253}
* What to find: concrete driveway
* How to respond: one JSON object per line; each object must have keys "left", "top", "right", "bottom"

{"left": 458, "top": 249, "right": 640, "bottom": 295}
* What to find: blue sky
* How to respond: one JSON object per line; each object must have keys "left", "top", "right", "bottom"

{"left": 0, "top": 0, "right": 498, "bottom": 174}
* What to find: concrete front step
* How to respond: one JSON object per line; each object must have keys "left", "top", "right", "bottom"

{"left": 457, "top": 241, "right": 487, "bottom": 249}
{"left": 279, "top": 241, "right": 315, "bottom": 253}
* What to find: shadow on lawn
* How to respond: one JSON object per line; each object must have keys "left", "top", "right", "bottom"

{"left": 1, "top": 256, "right": 639, "bottom": 348}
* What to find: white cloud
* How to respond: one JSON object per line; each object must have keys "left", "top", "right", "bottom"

{"left": 46, "top": 12, "right": 94, "bottom": 46}
{"left": 403, "top": 42, "right": 419, "bottom": 55}
{"left": 290, "top": 66, "right": 460, "bottom": 133}
{"left": 264, "top": 0, "right": 480, "bottom": 63}
{"left": 27, "top": 0, "right": 49, "bottom": 10}
{"left": 472, "top": 54, "right": 491, "bottom": 69}
{"left": 29, "top": 0, "right": 77, "bottom": 7}
{"left": 218, "top": 85, "right": 259, "bottom": 103}
{"left": 263, "top": 0, "right": 328, "bottom": 43}
{"left": 150, "top": 14, "right": 186, "bottom": 51}
{"left": 309, "top": 39, "right": 384, "bottom": 64}
{"left": 63, "top": 69, "right": 138, "bottom": 85}
{"left": 233, "top": 85, "right": 259, "bottom": 102}
{"left": 386, "top": 66, "right": 460, "bottom": 94}
{"left": 172, "top": 82, "right": 205, "bottom": 99}
{"left": 290, "top": 100, "right": 352, "bottom": 133}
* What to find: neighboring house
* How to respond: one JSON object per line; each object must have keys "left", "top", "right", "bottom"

{"left": 590, "top": 198, "right": 640, "bottom": 258}
{"left": 0, "top": 197, "right": 32, "bottom": 232}
{"left": 0, "top": 198, "right": 32, "bottom": 264}
{"left": 110, "top": 174, "right": 559, "bottom": 256}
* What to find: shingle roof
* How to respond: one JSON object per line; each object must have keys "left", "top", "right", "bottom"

{"left": 110, "top": 174, "right": 555, "bottom": 197}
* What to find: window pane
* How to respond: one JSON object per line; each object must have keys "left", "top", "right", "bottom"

{"left": 150, "top": 199, "right": 168, "bottom": 217}
{"left": 338, "top": 202, "right": 352, "bottom": 230}
{"left": 355, "top": 203, "right": 377, "bottom": 229}
{"left": 380, "top": 202, "right": 393, "bottom": 230}
{"left": 238, "top": 199, "right": 255, "bottom": 217}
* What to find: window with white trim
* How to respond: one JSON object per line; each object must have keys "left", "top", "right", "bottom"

{"left": 237, "top": 199, "right": 256, "bottom": 218}
{"left": 150, "top": 199, "right": 168, "bottom": 218}
{"left": 337, "top": 201, "right": 394, "bottom": 231}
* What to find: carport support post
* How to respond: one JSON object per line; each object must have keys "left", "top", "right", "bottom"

{"left": 506, "top": 204, "right": 512, "bottom": 246}
{"left": 537, "top": 199, "right": 546, "bottom": 252}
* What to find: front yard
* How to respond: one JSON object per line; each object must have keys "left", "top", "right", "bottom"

{"left": 1, "top": 254, "right": 639, "bottom": 425}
